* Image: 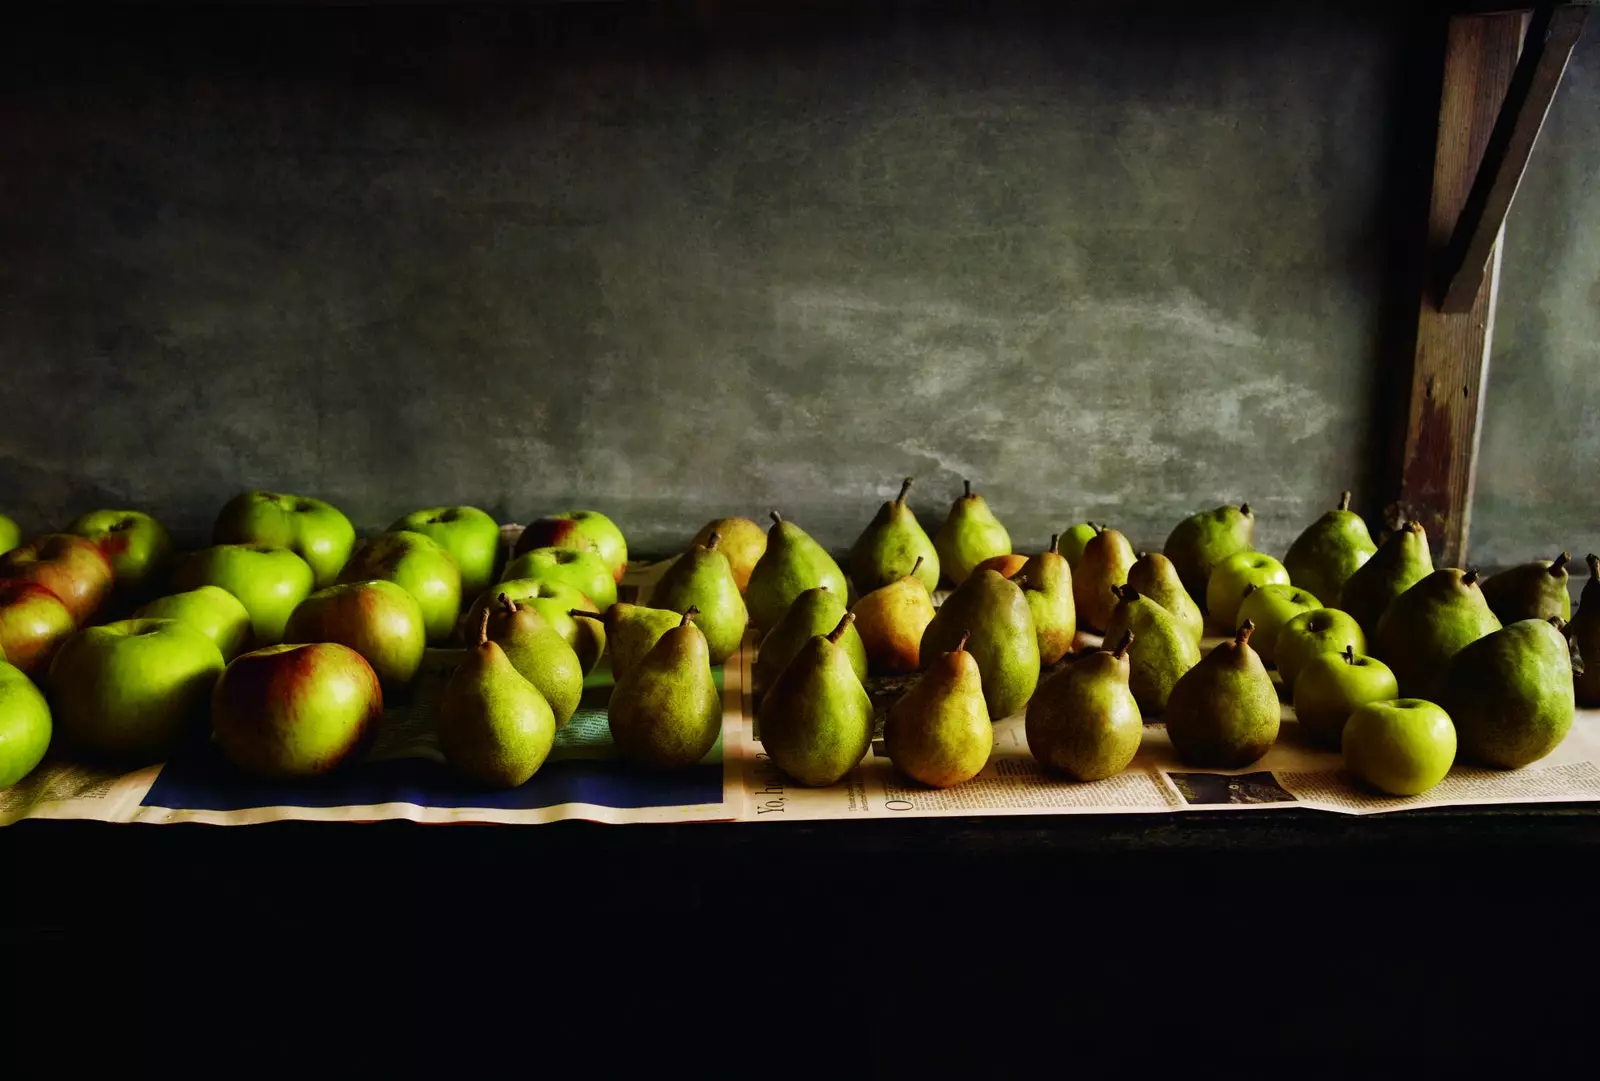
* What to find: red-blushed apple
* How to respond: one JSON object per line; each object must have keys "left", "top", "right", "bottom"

{"left": 172, "top": 544, "right": 316, "bottom": 646}
{"left": 0, "top": 659, "right": 52, "bottom": 788}
{"left": 513, "top": 510, "right": 627, "bottom": 584}
{"left": 0, "top": 534, "right": 114, "bottom": 626}
{"left": 134, "top": 585, "right": 254, "bottom": 661}
{"left": 48, "top": 618, "right": 225, "bottom": 759}
{"left": 213, "top": 490, "right": 357, "bottom": 589}
{"left": 284, "top": 579, "right": 426, "bottom": 691}
{"left": 388, "top": 506, "right": 502, "bottom": 597}
{"left": 212, "top": 642, "right": 382, "bottom": 778}
{"left": 67, "top": 509, "right": 174, "bottom": 594}
{"left": 1342, "top": 697, "right": 1456, "bottom": 796}
{"left": 0, "top": 514, "right": 20, "bottom": 558}
{"left": 500, "top": 547, "right": 617, "bottom": 610}
{"left": 339, "top": 530, "right": 461, "bottom": 644}
{"left": 0, "top": 578, "right": 77, "bottom": 677}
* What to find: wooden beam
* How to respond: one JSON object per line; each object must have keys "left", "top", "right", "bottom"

{"left": 1393, "top": 13, "right": 1524, "bottom": 568}
{"left": 1438, "top": 4, "right": 1588, "bottom": 312}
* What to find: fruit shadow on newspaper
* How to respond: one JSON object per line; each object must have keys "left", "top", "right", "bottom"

{"left": 1168, "top": 771, "right": 1298, "bottom": 806}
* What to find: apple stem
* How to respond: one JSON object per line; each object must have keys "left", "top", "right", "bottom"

{"left": 1235, "top": 621, "right": 1254, "bottom": 647}
{"left": 680, "top": 606, "right": 699, "bottom": 628}
{"left": 963, "top": 479, "right": 972, "bottom": 499}
{"left": 1342, "top": 645, "right": 1356, "bottom": 665}
{"left": 1550, "top": 616, "right": 1567, "bottom": 632}
{"left": 770, "top": 511, "right": 783, "bottom": 526}
{"left": 1463, "top": 568, "right": 1481, "bottom": 587}
{"left": 1240, "top": 502, "right": 1251, "bottom": 516}
{"left": 1338, "top": 491, "right": 1351, "bottom": 512}
{"left": 955, "top": 631, "right": 970, "bottom": 653}
{"left": 909, "top": 555, "right": 925, "bottom": 579}
{"left": 706, "top": 530, "right": 721, "bottom": 552}
{"left": 570, "top": 609, "right": 603, "bottom": 623}
{"left": 1049, "top": 533, "right": 1060, "bottom": 554}
{"left": 1242, "top": 583, "right": 1257, "bottom": 597}
{"left": 1113, "top": 630, "right": 1134, "bottom": 659}
{"left": 1551, "top": 552, "right": 1570, "bottom": 576}
{"left": 827, "top": 612, "right": 855, "bottom": 644}
{"left": 896, "top": 477, "right": 913, "bottom": 507}
{"left": 477, "top": 608, "right": 491, "bottom": 648}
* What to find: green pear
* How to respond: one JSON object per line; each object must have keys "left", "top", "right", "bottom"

{"left": 1235, "top": 583, "right": 1322, "bottom": 666}
{"left": 851, "top": 557, "right": 935, "bottom": 675}
{"left": 575, "top": 603, "right": 679, "bottom": 684}
{"left": 885, "top": 632, "right": 993, "bottom": 788}
{"left": 485, "top": 594, "right": 583, "bottom": 727}
{"left": 1024, "top": 631, "right": 1142, "bottom": 781}
{"left": 1206, "top": 551, "right": 1291, "bottom": 633}
{"left": 757, "top": 613, "right": 873, "bottom": 786}
{"left": 1283, "top": 491, "right": 1376, "bottom": 609}
{"left": 608, "top": 611, "right": 723, "bottom": 770}
{"left": 438, "top": 610, "right": 556, "bottom": 788}
{"left": 745, "top": 512, "right": 849, "bottom": 635}
{"left": 1572, "top": 554, "right": 1600, "bottom": 707}
{"left": 1481, "top": 552, "right": 1572, "bottom": 625}
{"left": 1163, "top": 503, "right": 1255, "bottom": 611}
{"left": 650, "top": 531, "right": 749, "bottom": 665}
{"left": 753, "top": 587, "right": 866, "bottom": 698}
{"left": 1372, "top": 568, "right": 1501, "bottom": 700}
{"left": 1339, "top": 520, "right": 1433, "bottom": 636}
{"left": 1058, "top": 523, "right": 1101, "bottom": 572}
{"left": 1126, "top": 551, "right": 1204, "bottom": 644}
{"left": 1072, "top": 526, "right": 1135, "bottom": 634}
{"left": 934, "top": 480, "right": 1011, "bottom": 586}
{"left": 1293, "top": 645, "right": 1398, "bottom": 749}
{"left": 1103, "top": 585, "right": 1200, "bottom": 715}
{"left": 467, "top": 578, "right": 604, "bottom": 673}
{"left": 1275, "top": 607, "right": 1366, "bottom": 691}
{"left": 1165, "top": 622, "right": 1280, "bottom": 768}
{"left": 849, "top": 477, "right": 940, "bottom": 595}
{"left": 920, "top": 569, "right": 1039, "bottom": 720}
{"left": 1445, "top": 618, "right": 1575, "bottom": 769}
{"left": 1018, "top": 535, "right": 1077, "bottom": 665}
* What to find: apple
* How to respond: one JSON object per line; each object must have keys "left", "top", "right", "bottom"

{"left": 172, "top": 544, "right": 316, "bottom": 646}
{"left": 466, "top": 578, "right": 604, "bottom": 672}
{"left": 388, "top": 506, "right": 501, "bottom": 597}
{"left": 213, "top": 490, "right": 356, "bottom": 588}
{"left": 67, "top": 509, "right": 174, "bottom": 594}
{"left": 1205, "top": 551, "right": 1290, "bottom": 632}
{"left": 513, "top": 510, "right": 628, "bottom": 584}
{"left": 134, "top": 586, "right": 254, "bottom": 661}
{"left": 48, "top": 618, "right": 225, "bottom": 759}
{"left": 1293, "top": 647, "right": 1399, "bottom": 748}
{"left": 1342, "top": 698, "right": 1457, "bottom": 796}
{"left": 1235, "top": 583, "right": 1322, "bottom": 665}
{"left": 284, "top": 580, "right": 426, "bottom": 691}
{"left": 0, "top": 579, "right": 77, "bottom": 677}
{"left": 0, "top": 514, "right": 20, "bottom": 558}
{"left": 501, "top": 547, "right": 618, "bottom": 610}
{"left": 212, "top": 642, "right": 382, "bottom": 778}
{"left": 1275, "top": 607, "right": 1367, "bottom": 691}
{"left": 0, "top": 534, "right": 114, "bottom": 626}
{"left": 339, "top": 531, "right": 461, "bottom": 644}
{"left": 0, "top": 660, "right": 52, "bottom": 788}
{"left": 691, "top": 518, "right": 766, "bottom": 593}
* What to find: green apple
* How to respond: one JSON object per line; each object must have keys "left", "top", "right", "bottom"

{"left": 134, "top": 586, "right": 254, "bottom": 661}
{"left": 0, "top": 578, "right": 76, "bottom": 677}
{"left": 212, "top": 642, "right": 381, "bottom": 777}
{"left": 339, "top": 531, "right": 461, "bottom": 644}
{"left": 389, "top": 506, "right": 501, "bottom": 598}
{"left": 1293, "top": 646, "right": 1399, "bottom": 748}
{"left": 48, "top": 618, "right": 225, "bottom": 759}
{"left": 172, "top": 544, "right": 316, "bottom": 646}
{"left": 1235, "top": 583, "right": 1322, "bottom": 665}
{"left": 514, "top": 510, "right": 628, "bottom": 584}
{"left": 1342, "top": 698, "right": 1456, "bottom": 796}
{"left": 213, "top": 490, "right": 356, "bottom": 588}
{"left": 0, "top": 533, "right": 115, "bottom": 626}
{"left": 0, "top": 514, "right": 20, "bottom": 558}
{"left": 0, "top": 660, "right": 52, "bottom": 788}
{"left": 1275, "top": 607, "right": 1366, "bottom": 691}
{"left": 500, "top": 547, "right": 617, "bottom": 610}
{"left": 1205, "top": 551, "right": 1289, "bottom": 632}
{"left": 67, "top": 509, "right": 174, "bottom": 594}
{"left": 466, "top": 578, "right": 605, "bottom": 672}
{"left": 285, "top": 580, "right": 426, "bottom": 691}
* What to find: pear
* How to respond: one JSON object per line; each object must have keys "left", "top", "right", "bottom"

{"left": 745, "top": 512, "right": 849, "bottom": 635}
{"left": 1018, "top": 534, "right": 1077, "bottom": 665}
{"left": 691, "top": 517, "right": 765, "bottom": 593}
{"left": 757, "top": 613, "right": 873, "bottom": 786}
{"left": 1339, "top": 520, "right": 1433, "bottom": 636}
{"left": 934, "top": 480, "right": 1011, "bottom": 586}
{"left": 1058, "top": 523, "right": 1102, "bottom": 571}
{"left": 1164, "top": 622, "right": 1280, "bottom": 768}
{"left": 1234, "top": 583, "right": 1321, "bottom": 666}
{"left": 1103, "top": 585, "right": 1200, "bottom": 715}
{"left": 1372, "top": 568, "right": 1501, "bottom": 700}
{"left": 608, "top": 610, "right": 723, "bottom": 770}
{"left": 920, "top": 568, "right": 1039, "bottom": 720}
{"left": 572, "top": 603, "right": 679, "bottom": 684}
{"left": 1481, "top": 552, "right": 1572, "bottom": 625}
{"left": 1572, "top": 554, "right": 1600, "bottom": 707}
{"left": 1024, "top": 631, "right": 1142, "bottom": 781}
{"left": 438, "top": 610, "right": 556, "bottom": 788}
{"left": 485, "top": 594, "right": 583, "bottom": 727}
{"left": 849, "top": 477, "right": 940, "bottom": 596}
{"left": 1126, "top": 551, "right": 1204, "bottom": 644}
{"left": 1163, "top": 503, "right": 1255, "bottom": 610}
{"left": 1072, "top": 526, "right": 1135, "bottom": 634}
{"left": 1445, "top": 618, "right": 1575, "bottom": 769}
{"left": 753, "top": 587, "right": 867, "bottom": 698}
{"left": 650, "top": 531, "right": 749, "bottom": 665}
{"left": 851, "top": 556, "right": 935, "bottom": 675}
{"left": 885, "top": 632, "right": 993, "bottom": 788}
{"left": 1283, "top": 491, "right": 1377, "bottom": 609}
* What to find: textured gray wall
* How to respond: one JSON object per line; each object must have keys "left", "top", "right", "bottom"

{"left": 3, "top": 7, "right": 1410, "bottom": 559}
{"left": 1474, "top": 34, "right": 1600, "bottom": 568}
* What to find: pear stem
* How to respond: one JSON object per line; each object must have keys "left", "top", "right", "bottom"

{"left": 1240, "top": 502, "right": 1251, "bottom": 516}
{"left": 1463, "top": 568, "right": 1481, "bottom": 587}
{"left": 909, "top": 555, "right": 925, "bottom": 579}
{"left": 963, "top": 479, "right": 972, "bottom": 499}
{"left": 1342, "top": 645, "right": 1356, "bottom": 665}
{"left": 955, "top": 631, "right": 970, "bottom": 653}
{"left": 1338, "top": 491, "right": 1351, "bottom": 512}
{"left": 827, "top": 612, "right": 855, "bottom": 644}
{"left": 1551, "top": 552, "right": 1570, "bottom": 576}
{"left": 477, "top": 608, "right": 491, "bottom": 648}
{"left": 706, "top": 530, "right": 721, "bottom": 552}
{"left": 570, "top": 609, "right": 603, "bottom": 623}
{"left": 1113, "top": 630, "right": 1134, "bottom": 659}
{"left": 681, "top": 606, "right": 699, "bottom": 628}
{"left": 770, "top": 511, "right": 782, "bottom": 526}
{"left": 497, "top": 592, "right": 515, "bottom": 614}
{"left": 896, "top": 477, "right": 913, "bottom": 507}
{"left": 1049, "top": 533, "right": 1060, "bottom": 554}
{"left": 1235, "top": 620, "right": 1255, "bottom": 647}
